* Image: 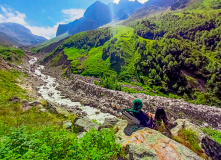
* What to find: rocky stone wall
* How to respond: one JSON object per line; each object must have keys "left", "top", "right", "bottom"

{"left": 66, "top": 74, "right": 221, "bottom": 130}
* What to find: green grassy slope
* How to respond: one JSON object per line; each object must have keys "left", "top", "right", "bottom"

{"left": 41, "top": 0, "right": 221, "bottom": 107}
{"left": 0, "top": 69, "right": 122, "bottom": 159}
{"left": 0, "top": 46, "right": 123, "bottom": 159}
{"left": 31, "top": 32, "right": 69, "bottom": 53}
{"left": 0, "top": 46, "right": 25, "bottom": 64}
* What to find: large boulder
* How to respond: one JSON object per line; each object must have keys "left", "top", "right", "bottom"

{"left": 115, "top": 120, "right": 203, "bottom": 160}
{"left": 74, "top": 117, "right": 99, "bottom": 132}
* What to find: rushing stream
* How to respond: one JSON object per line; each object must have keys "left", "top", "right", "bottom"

{"left": 29, "top": 57, "right": 115, "bottom": 124}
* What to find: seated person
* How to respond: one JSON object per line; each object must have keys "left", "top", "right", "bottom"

{"left": 122, "top": 99, "right": 170, "bottom": 133}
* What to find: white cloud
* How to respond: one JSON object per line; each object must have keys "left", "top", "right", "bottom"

{"left": 0, "top": 6, "right": 86, "bottom": 39}
{"left": 0, "top": 6, "right": 27, "bottom": 25}
{"left": 114, "top": 0, "right": 149, "bottom": 4}
{"left": 0, "top": 6, "right": 58, "bottom": 39}
{"left": 61, "top": 8, "right": 85, "bottom": 23}
{"left": 26, "top": 24, "right": 59, "bottom": 39}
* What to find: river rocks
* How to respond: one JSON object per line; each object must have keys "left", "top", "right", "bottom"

{"left": 21, "top": 100, "right": 42, "bottom": 111}
{"left": 74, "top": 117, "right": 99, "bottom": 132}
{"left": 67, "top": 74, "right": 221, "bottom": 130}
{"left": 115, "top": 120, "right": 203, "bottom": 160}
{"left": 46, "top": 101, "right": 59, "bottom": 114}
{"left": 29, "top": 100, "right": 41, "bottom": 106}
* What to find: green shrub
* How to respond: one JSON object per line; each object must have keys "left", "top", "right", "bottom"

{"left": 100, "top": 75, "right": 122, "bottom": 91}
{"left": 173, "top": 128, "right": 207, "bottom": 159}
{"left": 0, "top": 127, "right": 122, "bottom": 160}
{"left": 201, "top": 127, "right": 221, "bottom": 145}
{"left": 191, "top": 91, "right": 221, "bottom": 107}
{"left": 94, "top": 80, "right": 100, "bottom": 86}
{"left": 0, "top": 46, "right": 24, "bottom": 64}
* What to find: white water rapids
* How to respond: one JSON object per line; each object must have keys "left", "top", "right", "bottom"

{"left": 29, "top": 57, "right": 115, "bottom": 124}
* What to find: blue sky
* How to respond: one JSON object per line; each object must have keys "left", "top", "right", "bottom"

{"left": 0, "top": 0, "right": 148, "bottom": 39}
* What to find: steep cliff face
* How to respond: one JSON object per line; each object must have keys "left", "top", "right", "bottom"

{"left": 56, "top": 1, "right": 112, "bottom": 36}
{"left": 56, "top": 0, "right": 144, "bottom": 36}
{"left": 84, "top": 1, "right": 112, "bottom": 26}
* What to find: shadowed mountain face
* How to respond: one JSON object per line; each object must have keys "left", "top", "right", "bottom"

{"left": 171, "top": 0, "right": 191, "bottom": 10}
{"left": 84, "top": 1, "right": 112, "bottom": 26}
{"left": 56, "top": 0, "right": 143, "bottom": 36}
{"left": 144, "top": 0, "right": 177, "bottom": 7}
{"left": 56, "top": 1, "right": 112, "bottom": 36}
{"left": 0, "top": 23, "right": 47, "bottom": 46}
{"left": 56, "top": 0, "right": 184, "bottom": 37}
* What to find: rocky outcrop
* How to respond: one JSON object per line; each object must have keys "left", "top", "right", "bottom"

{"left": 115, "top": 120, "right": 203, "bottom": 160}
{"left": 65, "top": 74, "right": 221, "bottom": 130}
{"left": 202, "top": 136, "right": 221, "bottom": 160}
{"left": 171, "top": 119, "right": 221, "bottom": 160}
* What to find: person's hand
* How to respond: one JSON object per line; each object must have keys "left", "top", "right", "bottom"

{"left": 146, "top": 113, "right": 155, "bottom": 120}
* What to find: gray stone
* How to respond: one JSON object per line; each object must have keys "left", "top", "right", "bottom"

{"left": 39, "top": 108, "right": 47, "bottom": 112}
{"left": 37, "top": 104, "right": 44, "bottom": 109}
{"left": 9, "top": 97, "right": 21, "bottom": 102}
{"left": 63, "top": 120, "right": 72, "bottom": 129}
{"left": 98, "top": 118, "right": 119, "bottom": 130}
{"left": 29, "top": 100, "right": 41, "bottom": 106}
{"left": 46, "top": 101, "right": 58, "bottom": 114}
{"left": 74, "top": 117, "right": 99, "bottom": 132}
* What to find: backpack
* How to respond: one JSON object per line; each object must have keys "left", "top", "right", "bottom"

{"left": 122, "top": 111, "right": 140, "bottom": 125}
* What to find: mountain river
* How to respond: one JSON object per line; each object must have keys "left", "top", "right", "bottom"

{"left": 29, "top": 57, "right": 115, "bottom": 124}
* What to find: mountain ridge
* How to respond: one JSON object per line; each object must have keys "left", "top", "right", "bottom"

{"left": 56, "top": 0, "right": 144, "bottom": 36}
{"left": 0, "top": 22, "right": 47, "bottom": 46}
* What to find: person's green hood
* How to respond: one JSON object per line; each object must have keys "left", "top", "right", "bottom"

{"left": 123, "top": 99, "right": 143, "bottom": 113}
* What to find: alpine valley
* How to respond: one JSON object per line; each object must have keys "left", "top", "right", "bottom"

{"left": 0, "top": 0, "right": 221, "bottom": 159}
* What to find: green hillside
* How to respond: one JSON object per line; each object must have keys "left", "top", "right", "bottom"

{"left": 0, "top": 46, "right": 25, "bottom": 64}
{"left": 42, "top": 0, "right": 221, "bottom": 107}
{"left": 31, "top": 32, "right": 69, "bottom": 53}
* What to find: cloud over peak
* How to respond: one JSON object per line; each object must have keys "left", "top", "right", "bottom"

{"left": 61, "top": 8, "right": 85, "bottom": 23}
{"left": 114, "top": 0, "right": 149, "bottom": 4}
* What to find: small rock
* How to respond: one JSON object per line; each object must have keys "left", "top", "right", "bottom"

{"left": 63, "top": 120, "right": 72, "bottom": 129}
{"left": 39, "top": 108, "right": 47, "bottom": 112}
{"left": 9, "top": 97, "right": 20, "bottom": 102}
{"left": 74, "top": 117, "right": 99, "bottom": 132}
{"left": 98, "top": 118, "right": 119, "bottom": 130}
{"left": 37, "top": 104, "right": 44, "bottom": 109}
{"left": 29, "top": 100, "right": 41, "bottom": 106}
{"left": 78, "top": 132, "right": 86, "bottom": 138}
{"left": 46, "top": 102, "right": 58, "bottom": 114}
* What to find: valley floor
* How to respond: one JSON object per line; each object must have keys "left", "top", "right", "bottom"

{"left": 1, "top": 49, "right": 221, "bottom": 159}
{"left": 26, "top": 52, "right": 221, "bottom": 131}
